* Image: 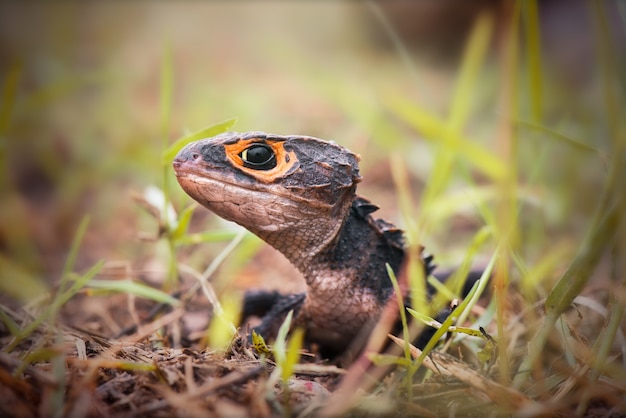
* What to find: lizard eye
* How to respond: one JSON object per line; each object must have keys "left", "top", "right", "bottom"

{"left": 240, "top": 143, "right": 277, "bottom": 170}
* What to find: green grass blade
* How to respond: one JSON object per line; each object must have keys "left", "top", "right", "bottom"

{"left": 159, "top": 42, "right": 177, "bottom": 288}
{"left": 387, "top": 96, "right": 506, "bottom": 181}
{"left": 515, "top": 145, "right": 625, "bottom": 388}
{"left": 389, "top": 153, "right": 418, "bottom": 241}
{"left": 421, "top": 186, "right": 515, "bottom": 225}
{"left": 162, "top": 117, "right": 238, "bottom": 164}
{"left": 282, "top": 327, "right": 304, "bottom": 383}
{"left": 454, "top": 249, "right": 497, "bottom": 329}
{"left": 200, "top": 228, "right": 248, "bottom": 282}
{"left": 86, "top": 278, "right": 180, "bottom": 306}
{"left": 513, "top": 243, "right": 573, "bottom": 298}
{"left": 0, "top": 307, "right": 20, "bottom": 336}
{"left": 368, "top": 353, "right": 412, "bottom": 368}
{"left": 420, "top": 151, "right": 455, "bottom": 228}
{"left": 56, "top": 260, "right": 105, "bottom": 308}
{"left": 516, "top": 120, "right": 604, "bottom": 156}
{"left": 386, "top": 264, "right": 413, "bottom": 368}
{"left": 544, "top": 203, "right": 619, "bottom": 315}
{"left": 407, "top": 264, "right": 486, "bottom": 366}
{"left": 171, "top": 203, "right": 197, "bottom": 241}
{"left": 432, "top": 225, "right": 492, "bottom": 308}
{"left": 267, "top": 310, "right": 295, "bottom": 388}
{"left": 6, "top": 260, "right": 104, "bottom": 352}
{"left": 174, "top": 230, "right": 240, "bottom": 246}
{"left": 160, "top": 41, "right": 173, "bottom": 152}
{"left": 274, "top": 310, "right": 293, "bottom": 366}
{"left": 590, "top": 0, "right": 620, "bottom": 141}
{"left": 449, "top": 12, "right": 493, "bottom": 131}
{"left": 48, "top": 333, "right": 66, "bottom": 418}
{"left": 406, "top": 309, "right": 439, "bottom": 328}
{"left": 206, "top": 292, "right": 240, "bottom": 350}
{"left": 0, "top": 61, "right": 20, "bottom": 135}
{"left": 522, "top": 0, "right": 543, "bottom": 122}
{"left": 59, "top": 216, "right": 91, "bottom": 295}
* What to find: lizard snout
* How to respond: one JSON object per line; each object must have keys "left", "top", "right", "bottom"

{"left": 173, "top": 146, "right": 202, "bottom": 175}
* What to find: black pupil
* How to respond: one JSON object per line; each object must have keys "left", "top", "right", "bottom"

{"left": 247, "top": 145, "right": 271, "bottom": 163}
{"left": 241, "top": 144, "right": 277, "bottom": 170}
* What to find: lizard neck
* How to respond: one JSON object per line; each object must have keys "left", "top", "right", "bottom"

{"left": 254, "top": 190, "right": 355, "bottom": 274}
{"left": 287, "top": 196, "right": 407, "bottom": 351}
{"left": 297, "top": 197, "right": 406, "bottom": 305}
{"left": 254, "top": 195, "right": 405, "bottom": 303}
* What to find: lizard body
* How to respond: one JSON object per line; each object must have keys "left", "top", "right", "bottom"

{"left": 173, "top": 132, "right": 435, "bottom": 353}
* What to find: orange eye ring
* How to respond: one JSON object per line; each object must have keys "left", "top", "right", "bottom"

{"left": 224, "top": 138, "right": 298, "bottom": 183}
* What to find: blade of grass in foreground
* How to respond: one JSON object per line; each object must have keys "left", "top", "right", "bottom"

{"left": 513, "top": 0, "right": 626, "bottom": 390}
{"left": 389, "top": 153, "right": 427, "bottom": 314}
{"left": 266, "top": 310, "right": 303, "bottom": 387}
{"left": 385, "top": 263, "right": 413, "bottom": 393}
{"left": 522, "top": 0, "right": 543, "bottom": 123}
{"left": 58, "top": 216, "right": 91, "bottom": 296}
{"left": 386, "top": 96, "right": 506, "bottom": 182}
{"left": 86, "top": 279, "right": 180, "bottom": 306}
{"left": 408, "top": 248, "right": 496, "bottom": 358}
{"left": 448, "top": 11, "right": 493, "bottom": 132}
{"left": 159, "top": 42, "right": 177, "bottom": 289}
{"left": 174, "top": 230, "right": 240, "bottom": 246}
{"left": 162, "top": 117, "right": 238, "bottom": 164}
{"left": 513, "top": 197, "right": 621, "bottom": 389}
{"left": 5, "top": 216, "right": 102, "bottom": 352}
{"left": 6, "top": 260, "right": 104, "bottom": 352}
{"left": 0, "top": 61, "right": 19, "bottom": 135}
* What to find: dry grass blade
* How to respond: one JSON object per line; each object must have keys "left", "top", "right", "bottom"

{"left": 388, "top": 334, "right": 538, "bottom": 414}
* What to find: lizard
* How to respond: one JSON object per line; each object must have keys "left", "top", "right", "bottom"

{"left": 173, "top": 131, "right": 456, "bottom": 355}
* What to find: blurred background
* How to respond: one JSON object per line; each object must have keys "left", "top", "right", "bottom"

{"left": 0, "top": 1, "right": 623, "bottom": 312}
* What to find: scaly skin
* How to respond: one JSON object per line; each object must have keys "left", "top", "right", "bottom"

{"left": 173, "top": 132, "right": 434, "bottom": 353}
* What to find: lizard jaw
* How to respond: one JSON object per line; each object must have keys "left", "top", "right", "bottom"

{"left": 173, "top": 156, "right": 347, "bottom": 265}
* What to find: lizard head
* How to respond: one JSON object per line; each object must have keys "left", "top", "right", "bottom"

{"left": 173, "top": 132, "right": 362, "bottom": 266}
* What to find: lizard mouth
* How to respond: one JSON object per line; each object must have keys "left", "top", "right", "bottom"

{"left": 174, "top": 164, "right": 328, "bottom": 211}
{"left": 173, "top": 157, "right": 265, "bottom": 192}
{"left": 173, "top": 161, "right": 337, "bottom": 235}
